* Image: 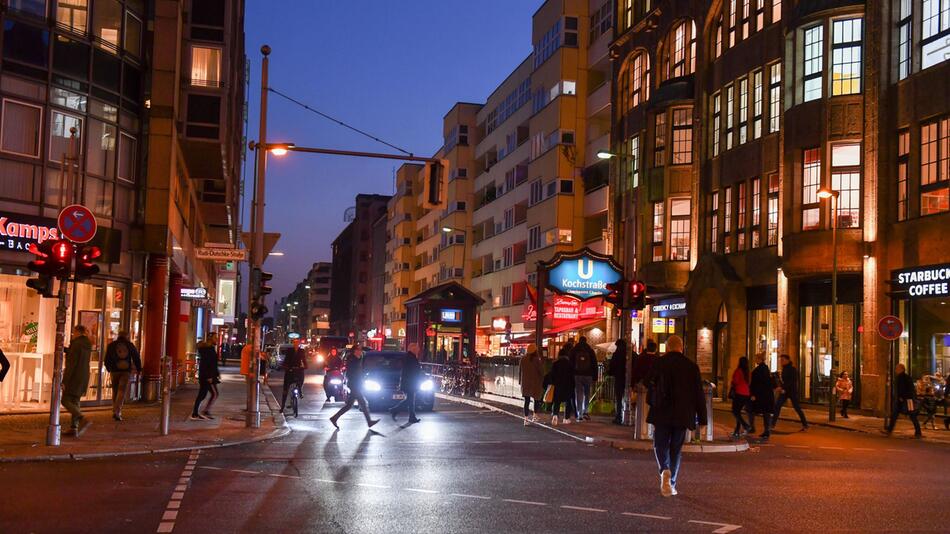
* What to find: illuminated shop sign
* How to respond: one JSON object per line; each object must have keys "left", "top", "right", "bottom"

{"left": 653, "top": 298, "right": 687, "bottom": 318}
{"left": 441, "top": 309, "right": 462, "bottom": 322}
{"left": 0, "top": 212, "right": 60, "bottom": 251}
{"left": 543, "top": 248, "right": 623, "bottom": 301}
{"left": 892, "top": 264, "right": 950, "bottom": 298}
{"left": 181, "top": 287, "right": 209, "bottom": 300}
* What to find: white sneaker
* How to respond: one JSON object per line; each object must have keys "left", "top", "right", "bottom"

{"left": 670, "top": 486, "right": 678, "bottom": 496}
{"left": 551, "top": 415, "right": 559, "bottom": 426}
{"left": 563, "top": 418, "right": 572, "bottom": 425}
{"left": 660, "top": 469, "right": 673, "bottom": 497}
{"left": 524, "top": 418, "right": 531, "bottom": 426}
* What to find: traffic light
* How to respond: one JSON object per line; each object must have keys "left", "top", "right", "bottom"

{"left": 423, "top": 159, "right": 449, "bottom": 208}
{"left": 74, "top": 245, "right": 101, "bottom": 282}
{"left": 249, "top": 302, "right": 268, "bottom": 321}
{"left": 26, "top": 241, "right": 55, "bottom": 297}
{"left": 48, "top": 240, "right": 74, "bottom": 278}
{"left": 629, "top": 280, "right": 647, "bottom": 310}
{"left": 251, "top": 267, "right": 273, "bottom": 300}
{"left": 604, "top": 281, "right": 623, "bottom": 308}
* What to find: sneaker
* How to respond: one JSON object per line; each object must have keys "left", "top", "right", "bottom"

{"left": 524, "top": 418, "right": 531, "bottom": 426}
{"left": 113, "top": 414, "right": 122, "bottom": 422}
{"left": 730, "top": 431, "right": 740, "bottom": 439}
{"left": 551, "top": 415, "right": 559, "bottom": 426}
{"left": 563, "top": 418, "right": 572, "bottom": 425}
{"left": 75, "top": 418, "right": 92, "bottom": 437}
{"left": 584, "top": 415, "right": 591, "bottom": 421}
{"left": 189, "top": 414, "right": 204, "bottom": 421}
{"left": 757, "top": 434, "right": 770, "bottom": 442}
{"left": 660, "top": 469, "right": 673, "bottom": 497}
{"left": 201, "top": 412, "right": 215, "bottom": 420}
{"left": 408, "top": 417, "right": 421, "bottom": 424}
{"left": 914, "top": 433, "right": 923, "bottom": 439}
{"left": 390, "top": 409, "right": 398, "bottom": 421}
{"left": 368, "top": 419, "right": 379, "bottom": 428}
{"left": 670, "top": 486, "right": 678, "bottom": 496}
{"left": 800, "top": 426, "right": 809, "bottom": 432}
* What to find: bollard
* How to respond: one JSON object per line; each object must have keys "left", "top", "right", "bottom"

{"left": 159, "top": 356, "right": 172, "bottom": 436}
{"left": 704, "top": 381, "right": 716, "bottom": 442}
{"left": 634, "top": 383, "right": 648, "bottom": 440}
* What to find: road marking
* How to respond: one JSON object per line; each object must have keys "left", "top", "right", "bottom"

{"left": 268, "top": 473, "right": 301, "bottom": 479}
{"left": 450, "top": 493, "right": 491, "bottom": 500}
{"left": 854, "top": 447, "right": 874, "bottom": 451}
{"left": 511, "top": 440, "right": 539, "bottom": 443}
{"left": 474, "top": 440, "right": 502, "bottom": 444}
{"left": 622, "top": 512, "right": 671, "bottom": 520}
{"left": 197, "top": 466, "right": 222, "bottom": 471}
{"left": 161, "top": 511, "right": 178, "bottom": 521}
{"left": 405, "top": 488, "right": 439, "bottom": 494}
{"left": 688, "top": 520, "right": 743, "bottom": 533}
{"left": 356, "top": 483, "right": 391, "bottom": 489}
{"left": 785, "top": 445, "right": 809, "bottom": 448}
{"left": 157, "top": 450, "right": 201, "bottom": 533}
{"left": 560, "top": 505, "right": 606, "bottom": 513}
{"left": 886, "top": 448, "right": 907, "bottom": 453}
{"left": 819, "top": 446, "right": 844, "bottom": 450}
{"left": 503, "top": 499, "right": 546, "bottom": 506}
{"left": 314, "top": 478, "right": 345, "bottom": 484}
{"left": 231, "top": 469, "right": 260, "bottom": 475}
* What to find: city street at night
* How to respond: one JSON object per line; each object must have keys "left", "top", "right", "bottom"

{"left": 1, "top": 373, "right": 947, "bottom": 533}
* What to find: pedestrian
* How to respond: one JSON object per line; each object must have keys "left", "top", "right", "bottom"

{"left": 748, "top": 352, "right": 774, "bottom": 441}
{"left": 259, "top": 349, "right": 270, "bottom": 386}
{"left": 631, "top": 339, "right": 659, "bottom": 387}
{"left": 884, "top": 363, "right": 922, "bottom": 438}
{"left": 550, "top": 348, "right": 576, "bottom": 426}
{"left": 645, "top": 335, "right": 706, "bottom": 497}
{"left": 608, "top": 339, "right": 628, "bottom": 424}
{"left": 390, "top": 343, "right": 423, "bottom": 423}
{"left": 519, "top": 343, "right": 545, "bottom": 425}
{"left": 104, "top": 330, "right": 142, "bottom": 421}
{"left": 62, "top": 325, "right": 93, "bottom": 436}
{"left": 729, "top": 356, "right": 753, "bottom": 438}
{"left": 329, "top": 346, "right": 379, "bottom": 429}
{"left": 0, "top": 348, "right": 10, "bottom": 383}
{"left": 279, "top": 345, "right": 308, "bottom": 412}
{"left": 835, "top": 371, "right": 854, "bottom": 419}
{"left": 772, "top": 354, "right": 809, "bottom": 431}
{"left": 570, "top": 336, "right": 597, "bottom": 421}
{"left": 190, "top": 338, "right": 220, "bottom": 420}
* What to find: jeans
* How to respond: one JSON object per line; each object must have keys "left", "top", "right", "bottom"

{"left": 62, "top": 393, "right": 83, "bottom": 429}
{"left": 523, "top": 396, "right": 540, "bottom": 417}
{"left": 331, "top": 390, "right": 373, "bottom": 425}
{"left": 613, "top": 387, "right": 625, "bottom": 422}
{"left": 731, "top": 394, "right": 752, "bottom": 433}
{"left": 280, "top": 369, "right": 305, "bottom": 410}
{"left": 653, "top": 425, "right": 687, "bottom": 487}
{"left": 391, "top": 390, "right": 417, "bottom": 420}
{"left": 111, "top": 372, "right": 131, "bottom": 416}
{"left": 886, "top": 400, "right": 921, "bottom": 435}
{"left": 773, "top": 392, "right": 808, "bottom": 428}
{"left": 192, "top": 380, "right": 218, "bottom": 416}
{"left": 574, "top": 375, "right": 593, "bottom": 418}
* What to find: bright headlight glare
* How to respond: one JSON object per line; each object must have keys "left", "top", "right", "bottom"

{"left": 329, "top": 378, "right": 342, "bottom": 385}
{"left": 364, "top": 379, "right": 382, "bottom": 392}
{"left": 420, "top": 379, "right": 434, "bottom": 391}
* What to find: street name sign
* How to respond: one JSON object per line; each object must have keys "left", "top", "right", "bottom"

{"left": 541, "top": 247, "right": 623, "bottom": 301}
{"left": 196, "top": 247, "right": 247, "bottom": 261}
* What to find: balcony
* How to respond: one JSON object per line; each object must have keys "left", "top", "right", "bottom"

{"left": 587, "top": 81, "right": 611, "bottom": 120}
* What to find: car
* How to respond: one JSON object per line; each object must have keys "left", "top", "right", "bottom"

{"left": 357, "top": 351, "right": 435, "bottom": 412}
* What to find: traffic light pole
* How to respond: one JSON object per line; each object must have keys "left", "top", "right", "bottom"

{"left": 45, "top": 276, "right": 70, "bottom": 446}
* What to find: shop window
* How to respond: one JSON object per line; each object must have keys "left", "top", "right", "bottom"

{"left": 920, "top": 117, "right": 950, "bottom": 215}
{"left": 724, "top": 186, "right": 733, "bottom": 253}
{"left": 831, "top": 18, "right": 863, "bottom": 96}
{"left": 737, "top": 182, "right": 747, "bottom": 250}
{"left": 654, "top": 112, "right": 666, "bottom": 167}
{"left": 831, "top": 143, "right": 862, "bottom": 228}
{"left": 86, "top": 119, "right": 117, "bottom": 178}
{"left": 753, "top": 70, "right": 763, "bottom": 139}
{"left": 738, "top": 77, "right": 749, "bottom": 144}
{"left": 57, "top": 0, "right": 88, "bottom": 34}
{"left": 800, "top": 302, "right": 860, "bottom": 404}
{"left": 191, "top": 46, "right": 222, "bottom": 87}
{"left": 3, "top": 21, "right": 50, "bottom": 68}
{"left": 802, "top": 25, "right": 823, "bottom": 102}
{"left": 1, "top": 99, "right": 43, "bottom": 158}
{"left": 898, "top": 129, "right": 910, "bottom": 221}
{"left": 652, "top": 201, "right": 664, "bottom": 261}
{"left": 92, "top": 0, "right": 122, "bottom": 51}
{"left": 711, "top": 92, "right": 721, "bottom": 156}
{"left": 768, "top": 62, "right": 781, "bottom": 133}
{"left": 709, "top": 191, "right": 719, "bottom": 253}
{"left": 749, "top": 308, "right": 779, "bottom": 370}
{"left": 669, "top": 198, "right": 690, "bottom": 261}
{"left": 49, "top": 110, "right": 83, "bottom": 163}
{"left": 725, "top": 84, "right": 735, "bottom": 150}
{"left": 751, "top": 177, "right": 762, "bottom": 247}
{"left": 802, "top": 148, "right": 821, "bottom": 230}
{"left": 922, "top": 0, "right": 950, "bottom": 70}
{"left": 767, "top": 174, "right": 779, "bottom": 245}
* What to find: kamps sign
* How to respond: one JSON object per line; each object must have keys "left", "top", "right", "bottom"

{"left": 542, "top": 248, "right": 623, "bottom": 301}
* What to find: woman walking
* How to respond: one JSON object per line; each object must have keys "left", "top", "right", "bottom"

{"left": 835, "top": 371, "right": 854, "bottom": 419}
{"left": 730, "top": 356, "right": 753, "bottom": 438}
{"left": 550, "top": 350, "right": 576, "bottom": 426}
{"left": 519, "top": 344, "right": 545, "bottom": 425}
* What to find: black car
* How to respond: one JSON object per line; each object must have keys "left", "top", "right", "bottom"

{"left": 356, "top": 351, "right": 435, "bottom": 412}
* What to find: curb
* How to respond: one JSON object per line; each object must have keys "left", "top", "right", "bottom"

{"left": 1, "top": 387, "right": 292, "bottom": 464}
{"left": 436, "top": 393, "right": 748, "bottom": 453}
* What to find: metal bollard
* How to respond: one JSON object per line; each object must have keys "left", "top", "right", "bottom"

{"left": 634, "top": 383, "right": 648, "bottom": 440}
{"left": 704, "top": 381, "right": 716, "bottom": 442}
{"left": 159, "top": 356, "right": 172, "bottom": 436}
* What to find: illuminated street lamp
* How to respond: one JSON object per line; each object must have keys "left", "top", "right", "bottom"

{"left": 596, "top": 150, "right": 616, "bottom": 160}
{"left": 818, "top": 187, "right": 840, "bottom": 422}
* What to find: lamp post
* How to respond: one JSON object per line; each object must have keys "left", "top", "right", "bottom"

{"left": 818, "top": 187, "right": 840, "bottom": 422}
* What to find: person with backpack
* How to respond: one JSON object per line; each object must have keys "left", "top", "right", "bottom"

{"left": 104, "top": 331, "right": 142, "bottom": 421}
{"left": 571, "top": 336, "right": 598, "bottom": 421}
{"left": 608, "top": 339, "right": 629, "bottom": 424}
{"left": 646, "top": 335, "right": 706, "bottom": 497}
{"left": 749, "top": 352, "right": 775, "bottom": 441}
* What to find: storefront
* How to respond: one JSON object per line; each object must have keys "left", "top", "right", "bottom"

{"left": 747, "top": 285, "right": 779, "bottom": 370}
{"left": 405, "top": 282, "right": 483, "bottom": 364}
{"left": 890, "top": 263, "right": 950, "bottom": 380}
{"left": 650, "top": 296, "right": 687, "bottom": 352}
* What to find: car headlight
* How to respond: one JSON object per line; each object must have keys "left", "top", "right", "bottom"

{"left": 329, "top": 378, "right": 342, "bottom": 385}
{"left": 316, "top": 354, "right": 325, "bottom": 363}
{"left": 364, "top": 379, "right": 382, "bottom": 392}
{"left": 420, "top": 379, "right": 434, "bottom": 392}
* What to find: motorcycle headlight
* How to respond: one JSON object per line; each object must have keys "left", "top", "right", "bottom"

{"left": 420, "top": 379, "right": 434, "bottom": 392}
{"left": 329, "top": 378, "right": 342, "bottom": 385}
{"left": 364, "top": 379, "right": 382, "bottom": 392}
{"left": 316, "top": 354, "right": 325, "bottom": 363}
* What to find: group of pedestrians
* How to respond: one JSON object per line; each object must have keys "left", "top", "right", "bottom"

{"left": 518, "top": 336, "right": 601, "bottom": 426}
{"left": 728, "top": 353, "right": 808, "bottom": 441}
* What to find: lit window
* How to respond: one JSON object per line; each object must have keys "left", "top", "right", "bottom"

{"left": 737, "top": 182, "right": 747, "bottom": 250}
{"left": 897, "top": 0, "right": 912, "bottom": 80}
{"left": 756, "top": 0, "right": 765, "bottom": 31}
{"left": 767, "top": 174, "right": 779, "bottom": 245}
{"left": 920, "top": 117, "right": 950, "bottom": 215}
{"left": 772, "top": 0, "right": 782, "bottom": 23}
{"left": 621, "top": 51, "right": 651, "bottom": 112}
{"left": 898, "top": 130, "right": 909, "bottom": 221}
{"left": 0, "top": 99, "right": 42, "bottom": 158}
{"left": 125, "top": 12, "right": 142, "bottom": 57}
{"left": 712, "top": 92, "right": 722, "bottom": 156}
{"left": 729, "top": 0, "right": 738, "bottom": 47}
{"left": 672, "top": 108, "right": 693, "bottom": 165}
{"left": 652, "top": 201, "right": 665, "bottom": 261}
{"left": 802, "top": 148, "right": 821, "bottom": 230}
{"left": 738, "top": 77, "right": 749, "bottom": 144}
{"left": 92, "top": 0, "right": 121, "bottom": 51}
{"left": 725, "top": 84, "right": 735, "bottom": 150}
{"left": 710, "top": 191, "right": 720, "bottom": 253}
{"left": 57, "top": 0, "right": 88, "bottom": 34}
{"left": 803, "top": 25, "right": 823, "bottom": 102}
{"left": 752, "top": 177, "right": 762, "bottom": 247}
{"left": 670, "top": 199, "right": 691, "bottom": 261}
{"left": 49, "top": 110, "right": 83, "bottom": 163}
{"left": 724, "top": 186, "right": 733, "bottom": 253}
{"left": 191, "top": 46, "right": 222, "bottom": 87}
{"left": 753, "top": 70, "right": 763, "bottom": 139}
{"left": 831, "top": 143, "right": 862, "bottom": 228}
{"left": 922, "top": 0, "right": 950, "bottom": 70}
{"left": 628, "top": 135, "right": 641, "bottom": 189}
{"left": 831, "top": 18, "right": 863, "bottom": 96}
{"left": 741, "top": 0, "right": 750, "bottom": 39}
{"left": 622, "top": 0, "right": 633, "bottom": 30}
{"left": 664, "top": 20, "right": 697, "bottom": 80}
{"left": 654, "top": 112, "right": 666, "bottom": 167}
{"left": 768, "top": 63, "right": 782, "bottom": 133}
{"left": 715, "top": 17, "right": 723, "bottom": 58}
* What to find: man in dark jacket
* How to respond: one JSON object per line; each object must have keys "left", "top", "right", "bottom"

{"left": 104, "top": 331, "right": 142, "bottom": 421}
{"left": 884, "top": 363, "right": 922, "bottom": 438}
{"left": 749, "top": 352, "right": 775, "bottom": 441}
{"left": 571, "top": 336, "right": 598, "bottom": 420}
{"left": 631, "top": 339, "right": 659, "bottom": 386}
{"left": 280, "top": 345, "right": 308, "bottom": 412}
{"left": 772, "top": 354, "right": 808, "bottom": 431}
{"left": 550, "top": 351, "right": 576, "bottom": 425}
{"left": 390, "top": 343, "right": 423, "bottom": 424}
{"left": 191, "top": 338, "right": 221, "bottom": 420}
{"left": 329, "top": 346, "right": 379, "bottom": 429}
{"left": 63, "top": 325, "right": 93, "bottom": 436}
{"left": 646, "top": 335, "right": 706, "bottom": 497}
{"left": 608, "top": 339, "right": 629, "bottom": 424}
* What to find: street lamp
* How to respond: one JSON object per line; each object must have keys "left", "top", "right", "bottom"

{"left": 596, "top": 150, "right": 616, "bottom": 160}
{"left": 818, "top": 187, "right": 840, "bottom": 422}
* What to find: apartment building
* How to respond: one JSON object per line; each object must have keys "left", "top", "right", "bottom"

{"left": 610, "top": 0, "right": 949, "bottom": 413}
{"left": 307, "top": 261, "right": 331, "bottom": 339}
{"left": 383, "top": 164, "right": 423, "bottom": 346}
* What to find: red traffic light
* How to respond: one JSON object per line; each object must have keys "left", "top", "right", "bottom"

{"left": 629, "top": 280, "right": 648, "bottom": 310}
{"left": 52, "top": 240, "right": 73, "bottom": 262}
{"left": 630, "top": 280, "right": 646, "bottom": 296}
{"left": 75, "top": 245, "right": 101, "bottom": 281}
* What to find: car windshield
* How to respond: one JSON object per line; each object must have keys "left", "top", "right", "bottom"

{"left": 362, "top": 352, "right": 405, "bottom": 371}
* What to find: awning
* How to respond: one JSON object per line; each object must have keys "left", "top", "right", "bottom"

{"left": 544, "top": 317, "right": 603, "bottom": 337}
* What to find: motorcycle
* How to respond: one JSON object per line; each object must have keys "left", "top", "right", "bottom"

{"left": 324, "top": 367, "right": 347, "bottom": 402}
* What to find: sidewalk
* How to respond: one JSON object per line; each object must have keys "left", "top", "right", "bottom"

{"left": 0, "top": 368, "right": 289, "bottom": 463}
{"left": 712, "top": 400, "right": 950, "bottom": 445}
{"left": 441, "top": 392, "right": 749, "bottom": 453}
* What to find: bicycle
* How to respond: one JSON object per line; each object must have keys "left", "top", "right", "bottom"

{"left": 290, "top": 383, "right": 301, "bottom": 418}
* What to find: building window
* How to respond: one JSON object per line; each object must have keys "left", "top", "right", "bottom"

{"left": 191, "top": 46, "right": 222, "bottom": 87}
{"left": 802, "top": 148, "right": 822, "bottom": 230}
{"left": 712, "top": 92, "right": 722, "bottom": 156}
{"left": 666, "top": 20, "right": 697, "bottom": 79}
{"left": 57, "top": 0, "right": 88, "bottom": 34}
{"left": 628, "top": 135, "right": 641, "bottom": 189}
{"left": 49, "top": 110, "right": 82, "bottom": 163}
{"left": 741, "top": 0, "right": 751, "bottom": 39}
{"left": 737, "top": 181, "right": 747, "bottom": 250}
{"left": 529, "top": 179, "right": 543, "bottom": 205}
{"left": 831, "top": 18, "right": 863, "bottom": 96}
{"left": 753, "top": 70, "right": 763, "bottom": 139}
{"left": 756, "top": 0, "right": 765, "bottom": 30}
{"left": 652, "top": 201, "right": 665, "bottom": 261}
{"left": 738, "top": 76, "right": 749, "bottom": 144}
{"left": 1, "top": 99, "right": 42, "bottom": 158}
{"left": 654, "top": 112, "right": 666, "bottom": 167}
{"left": 898, "top": 129, "right": 909, "bottom": 221}
{"left": 621, "top": 51, "right": 650, "bottom": 112}
{"left": 725, "top": 84, "right": 735, "bottom": 150}
{"left": 125, "top": 11, "right": 142, "bottom": 57}
{"left": 898, "top": 0, "right": 912, "bottom": 80}
{"left": 84, "top": 176, "right": 113, "bottom": 218}
{"left": 670, "top": 199, "right": 691, "bottom": 261}
{"left": 710, "top": 191, "right": 720, "bottom": 253}
{"left": 724, "top": 186, "right": 733, "bottom": 253}
{"left": 715, "top": 17, "right": 723, "bottom": 58}
{"left": 92, "top": 0, "right": 121, "bottom": 51}
{"left": 921, "top": 117, "right": 950, "bottom": 215}
{"left": 729, "top": 0, "right": 737, "bottom": 47}
{"left": 772, "top": 0, "right": 782, "bottom": 23}
{"left": 831, "top": 143, "right": 862, "bottom": 228}
{"left": 671, "top": 108, "right": 693, "bottom": 165}
{"left": 9, "top": 0, "right": 47, "bottom": 17}
{"left": 751, "top": 177, "right": 762, "bottom": 247}
{"left": 803, "top": 25, "right": 824, "bottom": 102}
{"left": 768, "top": 62, "right": 781, "bottom": 133}
{"left": 767, "top": 174, "right": 779, "bottom": 245}
{"left": 86, "top": 119, "right": 116, "bottom": 178}
{"left": 922, "top": 0, "right": 950, "bottom": 70}
{"left": 528, "top": 225, "right": 542, "bottom": 251}
{"left": 503, "top": 246, "right": 513, "bottom": 268}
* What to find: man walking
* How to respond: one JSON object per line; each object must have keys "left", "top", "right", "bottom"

{"left": 884, "top": 363, "right": 922, "bottom": 438}
{"left": 608, "top": 339, "right": 629, "bottom": 424}
{"left": 329, "top": 346, "right": 379, "bottom": 429}
{"left": 772, "top": 354, "right": 808, "bottom": 431}
{"left": 749, "top": 352, "right": 775, "bottom": 441}
{"left": 390, "top": 344, "right": 422, "bottom": 424}
{"left": 646, "top": 335, "right": 706, "bottom": 497}
{"left": 104, "top": 330, "right": 141, "bottom": 421}
{"left": 190, "top": 338, "right": 221, "bottom": 420}
{"left": 631, "top": 339, "right": 659, "bottom": 386}
{"left": 571, "top": 336, "right": 597, "bottom": 421}
{"left": 62, "top": 325, "right": 93, "bottom": 436}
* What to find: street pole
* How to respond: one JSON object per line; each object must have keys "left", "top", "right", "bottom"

{"left": 829, "top": 193, "right": 838, "bottom": 422}
{"left": 246, "top": 44, "right": 270, "bottom": 428}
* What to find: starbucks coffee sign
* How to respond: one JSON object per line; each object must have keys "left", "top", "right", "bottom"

{"left": 892, "top": 263, "right": 950, "bottom": 298}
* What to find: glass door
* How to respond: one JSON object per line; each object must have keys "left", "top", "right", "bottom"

{"left": 800, "top": 303, "right": 860, "bottom": 405}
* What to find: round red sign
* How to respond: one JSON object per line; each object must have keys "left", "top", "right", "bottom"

{"left": 877, "top": 315, "right": 903, "bottom": 341}
{"left": 58, "top": 204, "right": 97, "bottom": 243}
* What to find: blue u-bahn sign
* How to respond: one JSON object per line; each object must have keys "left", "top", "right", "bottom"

{"left": 542, "top": 248, "right": 623, "bottom": 301}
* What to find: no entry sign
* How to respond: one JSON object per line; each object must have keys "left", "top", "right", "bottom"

{"left": 58, "top": 204, "right": 97, "bottom": 243}
{"left": 877, "top": 315, "right": 903, "bottom": 341}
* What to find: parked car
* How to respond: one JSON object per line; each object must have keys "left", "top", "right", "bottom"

{"left": 354, "top": 350, "right": 435, "bottom": 412}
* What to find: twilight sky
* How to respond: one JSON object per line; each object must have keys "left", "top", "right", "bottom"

{"left": 244, "top": 0, "right": 541, "bottom": 303}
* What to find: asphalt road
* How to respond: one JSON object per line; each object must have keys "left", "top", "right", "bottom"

{"left": 1, "top": 371, "right": 947, "bottom": 533}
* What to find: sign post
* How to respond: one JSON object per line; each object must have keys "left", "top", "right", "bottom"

{"left": 877, "top": 315, "right": 903, "bottom": 429}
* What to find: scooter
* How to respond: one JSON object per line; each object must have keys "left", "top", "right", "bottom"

{"left": 324, "top": 367, "right": 347, "bottom": 402}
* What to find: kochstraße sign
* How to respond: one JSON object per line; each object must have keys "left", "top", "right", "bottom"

{"left": 542, "top": 248, "right": 623, "bottom": 301}
{"left": 892, "top": 263, "right": 950, "bottom": 298}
